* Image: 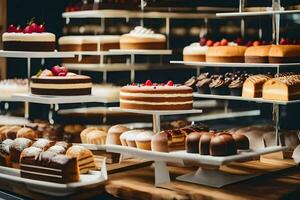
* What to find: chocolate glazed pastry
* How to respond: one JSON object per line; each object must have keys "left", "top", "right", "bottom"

{"left": 209, "top": 76, "right": 230, "bottom": 95}
{"left": 184, "top": 76, "right": 197, "bottom": 91}
{"left": 196, "top": 78, "right": 212, "bottom": 94}
{"left": 228, "top": 78, "right": 245, "bottom": 96}
{"left": 186, "top": 132, "right": 203, "bottom": 153}
{"left": 210, "top": 133, "right": 237, "bottom": 156}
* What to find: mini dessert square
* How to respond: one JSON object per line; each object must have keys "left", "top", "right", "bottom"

{"left": 31, "top": 66, "right": 92, "bottom": 96}
{"left": 120, "top": 80, "right": 193, "bottom": 110}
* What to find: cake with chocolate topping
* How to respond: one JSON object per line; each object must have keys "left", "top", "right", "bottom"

{"left": 31, "top": 66, "right": 92, "bottom": 96}
{"left": 242, "top": 74, "right": 271, "bottom": 98}
{"left": 120, "top": 26, "right": 166, "bottom": 50}
{"left": 120, "top": 80, "right": 193, "bottom": 110}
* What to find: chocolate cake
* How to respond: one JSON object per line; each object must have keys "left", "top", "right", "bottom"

{"left": 20, "top": 151, "right": 79, "bottom": 183}
{"left": 31, "top": 74, "right": 92, "bottom": 96}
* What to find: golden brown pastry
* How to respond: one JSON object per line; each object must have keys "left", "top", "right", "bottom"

{"left": 206, "top": 46, "right": 247, "bottom": 63}
{"left": 119, "top": 130, "right": 141, "bottom": 147}
{"left": 1, "top": 126, "right": 21, "bottom": 140}
{"left": 16, "top": 127, "right": 37, "bottom": 140}
{"left": 135, "top": 131, "right": 155, "bottom": 151}
{"left": 80, "top": 127, "right": 99, "bottom": 144}
{"left": 86, "top": 130, "right": 107, "bottom": 145}
{"left": 244, "top": 45, "right": 272, "bottom": 63}
{"left": 269, "top": 45, "right": 300, "bottom": 63}
{"left": 151, "top": 132, "right": 169, "bottom": 152}
{"left": 263, "top": 75, "right": 300, "bottom": 101}
{"left": 66, "top": 145, "right": 96, "bottom": 174}
{"left": 106, "top": 125, "right": 129, "bottom": 145}
{"left": 242, "top": 74, "right": 271, "bottom": 98}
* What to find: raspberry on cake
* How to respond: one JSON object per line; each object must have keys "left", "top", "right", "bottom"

{"left": 120, "top": 80, "right": 193, "bottom": 110}
{"left": 205, "top": 40, "right": 247, "bottom": 63}
{"left": 3, "top": 20, "right": 55, "bottom": 51}
{"left": 120, "top": 26, "right": 166, "bottom": 50}
{"left": 31, "top": 65, "right": 92, "bottom": 96}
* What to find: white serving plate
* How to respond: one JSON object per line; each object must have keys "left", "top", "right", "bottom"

{"left": 0, "top": 159, "right": 107, "bottom": 196}
{"left": 106, "top": 145, "right": 286, "bottom": 166}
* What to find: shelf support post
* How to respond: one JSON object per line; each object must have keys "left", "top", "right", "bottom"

{"left": 153, "top": 114, "right": 161, "bottom": 133}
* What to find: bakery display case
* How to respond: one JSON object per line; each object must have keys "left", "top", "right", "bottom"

{"left": 1, "top": 0, "right": 300, "bottom": 199}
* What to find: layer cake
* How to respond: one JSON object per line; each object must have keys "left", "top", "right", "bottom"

{"left": 120, "top": 80, "right": 193, "bottom": 110}
{"left": 206, "top": 45, "right": 247, "bottom": 63}
{"left": 269, "top": 45, "right": 300, "bottom": 63}
{"left": 244, "top": 45, "right": 272, "bottom": 63}
{"left": 3, "top": 32, "right": 56, "bottom": 52}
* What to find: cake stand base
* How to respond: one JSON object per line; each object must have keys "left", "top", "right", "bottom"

{"left": 176, "top": 167, "right": 257, "bottom": 188}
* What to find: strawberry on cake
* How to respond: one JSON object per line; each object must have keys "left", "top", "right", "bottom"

{"left": 120, "top": 80, "right": 193, "bottom": 110}
{"left": 2, "top": 19, "right": 55, "bottom": 51}
{"left": 31, "top": 66, "right": 92, "bottom": 96}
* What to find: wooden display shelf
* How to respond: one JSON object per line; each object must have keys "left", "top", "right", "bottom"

{"left": 105, "top": 156, "right": 298, "bottom": 200}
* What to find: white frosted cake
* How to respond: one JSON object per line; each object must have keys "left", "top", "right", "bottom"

{"left": 183, "top": 43, "right": 208, "bottom": 62}
{"left": 120, "top": 26, "right": 166, "bottom": 50}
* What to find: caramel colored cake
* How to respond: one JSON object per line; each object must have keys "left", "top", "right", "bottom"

{"left": 31, "top": 73, "right": 92, "bottom": 96}
{"left": 2, "top": 32, "right": 55, "bottom": 51}
{"left": 242, "top": 74, "right": 271, "bottom": 98}
{"left": 20, "top": 151, "right": 79, "bottom": 184}
{"left": 120, "top": 81, "right": 193, "bottom": 110}
{"left": 206, "top": 46, "right": 247, "bottom": 63}
{"left": 59, "top": 35, "right": 121, "bottom": 64}
{"left": 244, "top": 45, "right": 272, "bottom": 63}
{"left": 269, "top": 45, "right": 300, "bottom": 63}
{"left": 183, "top": 43, "right": 208, "bottom": 62}
{"left": 120, "top": 26, "right": 166, "bottom": 50}
{"left": 66, "top": 146, "right": 96, "bottom": 174}
{"left": 263, "top": 75, "right": 300, "bottom": 101}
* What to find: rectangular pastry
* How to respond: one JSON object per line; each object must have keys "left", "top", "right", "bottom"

{"left": 263, "top": 75, "right": 300, "bottom": 101}
{"left": 20, "top": 151, "right": 80, "bottom": 184}
{"left": 244, "top": 45, "right": 272, "bottom": 63}
{"left": 242, "top": 74, "right": 271, "bottom": 98}
{"left": 268, "top": 45, "right": 300, "bottom": 63}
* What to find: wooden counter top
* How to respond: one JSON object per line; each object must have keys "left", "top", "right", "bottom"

{"left": 105, "top": 157, "right": 299, "bottom": 200}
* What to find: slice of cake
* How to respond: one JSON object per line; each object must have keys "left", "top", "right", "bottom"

{"left": 120, "top": 80, "right": 193, "bottom": 110}
{"left": 242, "top": 74, "right": 272, "bottom": 98}
{"left": 66, "top": 146, "right": 96, "bottom": 174}
{"left": 31, "top": 66, "right": 92, "bottom": 96}
{"left": 263, "top": 75, "right": 300, "bottom": 101}
{"left": 3, "top": 20, "right": 55, "bottom": 51}
{"left": 20, "top": 150, "right": 80, "bottom": 183}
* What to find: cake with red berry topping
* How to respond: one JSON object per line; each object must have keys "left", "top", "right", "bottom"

{"left": 120, "top": 80, "right": 193, "bottom": 110}
{"left": 268, "top": 45, "right": 300, "bottom": 63}
{"left": 245, "top": 45, "right": 272, "bottom": 63}
{"left": 120, "top": 26, "right": 166, "bottom": 50}
{"left": 2, "top": 20, "right": 55, "bottom": 51}
{"left": 205, "top": 39, "right": 246, "bottom": 63}
{"left": 30, "top": 66, "right": 92, "bottom": 96}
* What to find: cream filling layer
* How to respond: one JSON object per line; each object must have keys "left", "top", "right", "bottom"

{"left": 31, "top": 83, "right": 92, "bottom": 89}
{"left": 3, "top": 32, "right": 55, "bottom": 42}
{"left": 21, "top": 164, "right": 62, "bottom": 172}
{"left": 120, "top": 92, "right": 192, "bottom": 98}
{"left": 120, "top": 99, "right": 193, "bottom": 105}
{"left": 22, "top": 170, "right": 62, "bottom": 178}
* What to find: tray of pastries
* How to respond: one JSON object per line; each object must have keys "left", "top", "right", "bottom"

{"left": 0, "top": 133, "right": 107, "bottom": 196}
